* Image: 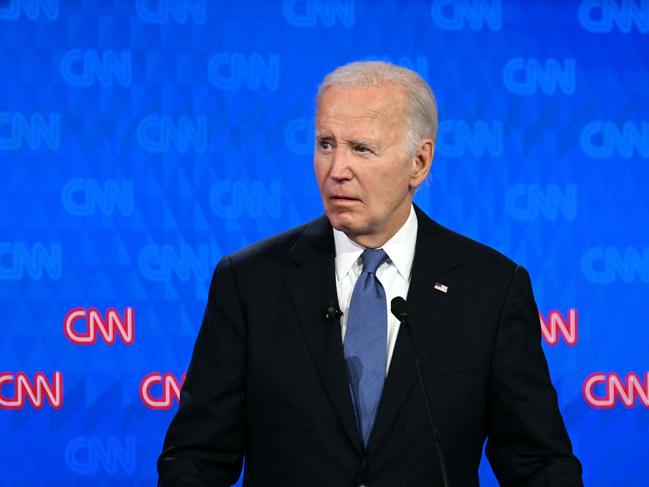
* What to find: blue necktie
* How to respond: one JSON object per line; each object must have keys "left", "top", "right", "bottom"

{"left": 343, "top": 248, "right": 389, "bottom": 446}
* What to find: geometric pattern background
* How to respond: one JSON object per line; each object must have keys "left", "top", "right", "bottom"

{"left": 1, "top": 1, "right": 647, "bottom": 485}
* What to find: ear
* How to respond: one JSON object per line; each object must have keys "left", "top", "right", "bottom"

{"left": 410, "top": 138, "right": 434, "bottom": 189}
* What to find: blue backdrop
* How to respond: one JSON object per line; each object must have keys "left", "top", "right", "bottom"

{"left": 1, "top": 0, "right": 648, "bottom": 485}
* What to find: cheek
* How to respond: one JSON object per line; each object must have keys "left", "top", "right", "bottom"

{"left": 366, "top": 168, "right": 402, "bottom": 198}
{"left": 370, "top": 171, "right": 410, "bottom": 209}
{"left": 313, "top": 159, "right": 327, "bottom": 188}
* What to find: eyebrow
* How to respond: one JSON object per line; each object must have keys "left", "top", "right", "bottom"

{"left": 315, "top": 131, "right": 334, "bottom": 140}
{"left": 347, "top": 138, "right": 377, "bottom": 148}
{"left": 315, "top": 132, "right": 379, "bottom": 149}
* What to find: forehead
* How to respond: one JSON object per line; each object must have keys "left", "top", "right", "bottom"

{"left": 315, "top": 84, "right": 405, "bottom": 132}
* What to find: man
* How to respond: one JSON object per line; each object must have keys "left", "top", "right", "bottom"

{"left": 158, "top": 61, "right": 583, "bottom": 486}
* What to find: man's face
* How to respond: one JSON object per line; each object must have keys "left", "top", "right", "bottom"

{"left": 314, "top": 84, "right": 422, "bottom": 246}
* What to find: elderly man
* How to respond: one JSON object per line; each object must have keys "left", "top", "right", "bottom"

{"left": 158, "top": 61, "right": 583, "bottom": 486}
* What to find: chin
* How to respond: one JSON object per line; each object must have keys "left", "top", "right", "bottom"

{"left": 327, "top": 213, "right": 369, "bottom": 239}
{"left": 327, "top": 212, "right": 356, "bottom": 233}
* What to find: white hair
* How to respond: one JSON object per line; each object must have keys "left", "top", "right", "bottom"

{"left": 316, "top": 61, "right": 438, "bottom": 155}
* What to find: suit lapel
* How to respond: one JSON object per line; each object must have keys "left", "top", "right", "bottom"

{"left": 283, "top": 217, "right": 364, "bottom": 453}
{"left": 367, "top": 206, "right": 462, "bottom": 454}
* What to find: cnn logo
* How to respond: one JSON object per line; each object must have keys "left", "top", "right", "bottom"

{"left": 0, "top": 372, "right": 63, "bottom": 409}
{"left": 583, "top": 372, "right": 649, "bottom": 409}
{"left": 139, "top": 372, "right": 186, "bottom": 410}
{"left": 64, "top": 307, "right": 135, "bottom": 345}
{"left": 539, "top": 309, "right": 578, "bottom": 346}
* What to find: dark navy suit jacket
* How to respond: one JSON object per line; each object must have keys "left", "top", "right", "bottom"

{"left": 158, "top": 206, "right": 583, "bottom": 486}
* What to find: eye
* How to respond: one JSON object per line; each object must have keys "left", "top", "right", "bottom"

{"left": 318, "top": 140, "right": 334, "bottom": 151}
{"left": 353, "top": 144, "right": 370, "bottom": 154}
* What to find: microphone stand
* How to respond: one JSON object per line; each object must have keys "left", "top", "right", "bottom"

{"left": 392, "top": 297, "right": 450, "bottom": 487}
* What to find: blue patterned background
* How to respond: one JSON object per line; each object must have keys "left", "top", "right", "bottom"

{"left": 1, "top": 0, "right": 648, "bottom": 485}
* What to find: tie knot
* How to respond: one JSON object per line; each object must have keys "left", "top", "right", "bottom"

{"left": 360, "top": 249, "right": 388, "bottom": 274}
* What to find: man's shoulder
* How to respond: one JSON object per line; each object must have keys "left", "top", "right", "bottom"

{"left": 440, "top": 222, "right": 515, "bottom": 268}
{"left": 424, "top": 218, "right": 523, "bottom": 295}
{"left": 417, "top": 208, "right": 518, "bottom": 278}
{"left": 226, "top": 215, "right": 328, "bottom": 268}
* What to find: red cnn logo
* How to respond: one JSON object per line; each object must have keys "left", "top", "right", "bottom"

{"left": 539, "top": 309, "right": 578, "bottom": 346}
{"left": 0, "top": 372, "right": 63, "bottom": 409}
{"left": 139, "top": 372, "right": 186, "bottom": 410}
{"left": 64, "top": 307, "right": 135, "bottom": 345}
{"left": 583, "top": 372, "right": 649, "bottom": 409}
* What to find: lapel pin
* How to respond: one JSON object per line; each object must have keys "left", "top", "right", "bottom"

{"left": 434, "top": 282, "right": 448, "bottom": 293}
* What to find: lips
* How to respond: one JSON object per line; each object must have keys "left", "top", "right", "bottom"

{"left": 329, "top": 195, "right": 360, "bottom": 205}
{"left": 330, "top": 194, "right": 360, "bottom": 201}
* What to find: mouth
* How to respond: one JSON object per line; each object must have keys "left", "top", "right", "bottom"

{"left": 329, "top": 195, "right": 361, "bottom": 204}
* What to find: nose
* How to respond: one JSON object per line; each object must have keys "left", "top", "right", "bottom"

{"left": 328, "top": 149, "right": 353, "bottom": 182}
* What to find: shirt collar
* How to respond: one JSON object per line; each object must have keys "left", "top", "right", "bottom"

{"left": 333, "top": 205, "right": 418, "bottom": 281}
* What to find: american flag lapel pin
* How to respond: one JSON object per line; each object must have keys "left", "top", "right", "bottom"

{"left": 434, "top": 282, "right": 448, "bottom": 294}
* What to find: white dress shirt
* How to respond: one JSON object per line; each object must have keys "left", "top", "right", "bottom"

{"left": 333, "top": 205, "right": 418, "bottom": 376}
